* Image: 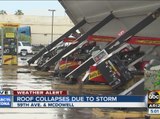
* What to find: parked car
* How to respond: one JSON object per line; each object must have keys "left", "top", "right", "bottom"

{"left": 18, "top": 41, "right": 33, "bottom": 56}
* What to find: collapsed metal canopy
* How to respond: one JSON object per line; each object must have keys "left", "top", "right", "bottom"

{"left": 59, "top": 0, "right": 160, "bottom": 37}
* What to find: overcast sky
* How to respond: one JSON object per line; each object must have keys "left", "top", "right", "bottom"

{"left": 0, "top": 1, "right": 66, "bottom": 16}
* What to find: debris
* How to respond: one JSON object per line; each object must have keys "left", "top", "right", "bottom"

{"left": 17, "top": 70, "right": 31, "bottom": 73}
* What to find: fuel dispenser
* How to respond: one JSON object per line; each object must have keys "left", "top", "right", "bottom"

{"left": 1, "top": 23, "right": 19, "bottom": 65}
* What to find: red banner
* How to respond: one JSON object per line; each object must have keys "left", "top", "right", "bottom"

{"left": 13, "top": 90, "right": 68, "bottom": 96}
{"left": 88, "top": 35, "right": 115, "bottom": 42}
{"left": 59, "top": 60, "right": 79, "bottom": 70}
{"left": 128, "top": 36, "right": 160, "bottom": 46}
{"left": 63, "top": 38, "right": 76, "bottom": 42}
{"left": 87, "top": 35, "right": 160, "bottom": 46}
{"left": 89, "top": 66, "right": 106, "bottom": 83}
{"left": 64, "top": 35, "right": 160, "bottom": 46}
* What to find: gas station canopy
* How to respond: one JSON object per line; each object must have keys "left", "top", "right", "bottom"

{"left": 59, "top": 0, "right": 160, "bottom": 37}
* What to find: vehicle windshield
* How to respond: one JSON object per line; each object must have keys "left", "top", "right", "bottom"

{"left": 22, "top": 42, "right": 31, "bottom": 46}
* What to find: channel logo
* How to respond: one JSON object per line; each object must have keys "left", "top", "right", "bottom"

{"left": 148, "top": 91, "right": 160, "bottom": 103}
{"left": 148, "top": 91, "right": 160, "bottom": 109}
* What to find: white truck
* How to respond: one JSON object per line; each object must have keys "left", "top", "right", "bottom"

{"left": 18, "top": 41, "right": 33, "bottom": 56}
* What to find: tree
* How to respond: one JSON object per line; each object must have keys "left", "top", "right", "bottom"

{"left": 0, "top": 10, "right": 7, "bottom": 15}
{"left": 15, "top": 10, "right": 24, "bottom": 15}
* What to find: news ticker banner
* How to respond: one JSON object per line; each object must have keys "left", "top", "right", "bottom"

{"left": 0, "top": 90, "right": 145, "bottom": 108}
{"left": 0, "top": 90, "right": 160, "bottom": 114}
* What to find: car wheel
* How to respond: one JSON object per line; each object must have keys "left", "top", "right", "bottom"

{"left": 21, "top": 50, "right": 27, "bottom": 56}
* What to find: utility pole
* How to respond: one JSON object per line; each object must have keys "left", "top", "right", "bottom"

{"left": 48, "top": 9, "right": 56, "bottom": 43}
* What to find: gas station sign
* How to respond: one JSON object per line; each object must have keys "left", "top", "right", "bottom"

{"left": 5, "top": 33, "right": 15, "bottom": 38}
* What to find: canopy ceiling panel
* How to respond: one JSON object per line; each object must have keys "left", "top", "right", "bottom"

{"left": 59, "top": 0, "right": 160, "bottom": 37}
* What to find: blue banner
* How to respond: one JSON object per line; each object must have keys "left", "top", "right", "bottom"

{"left": 0, "top": 96, "right": 12, "bottom": 107}
{"left": 13, "top": 96, "right": 145, "bottom": 102}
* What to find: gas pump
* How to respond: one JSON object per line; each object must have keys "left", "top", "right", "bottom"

{"left": 1, "top": 23, "right": 19, "bottom": 65}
